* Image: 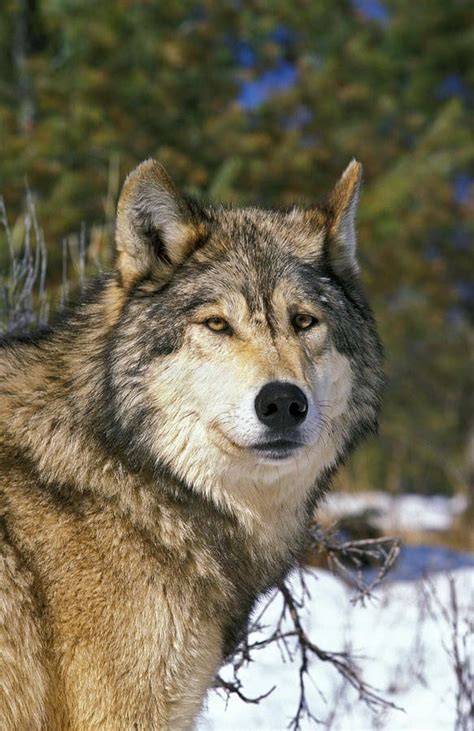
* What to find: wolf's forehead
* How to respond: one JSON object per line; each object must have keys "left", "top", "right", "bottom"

{"left": 179, "top": 207, "right": 329, "bottom": 314}
{"left": 207, "top": 207, "right": 325, "bottom": 257}
{"left": 187, "top": 252, "right": 324, "bottom": 319}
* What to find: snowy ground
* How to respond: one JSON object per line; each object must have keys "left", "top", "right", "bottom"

{"left": 200, "top": 567, "right": 474, "bottom": 730}
{"left": 319, "top": 491, "right": 467, "bottom": 533}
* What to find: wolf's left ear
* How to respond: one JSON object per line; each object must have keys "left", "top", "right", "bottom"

{"left": 325, "top": 160, "right": 362, "bottom": 279}
{"left": 115, "top": 159, "right": 205, "bottom": 287}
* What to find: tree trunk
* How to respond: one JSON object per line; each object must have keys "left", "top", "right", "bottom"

{"left": 13, "top": 0, "right": 38, "bottom": 134}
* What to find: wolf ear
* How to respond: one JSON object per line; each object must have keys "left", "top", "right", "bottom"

{"left": 115, "top": 159, "right": 203, "bottom": 287}
{"left": 325, "top": 160, "right": 362, "bottom": 279}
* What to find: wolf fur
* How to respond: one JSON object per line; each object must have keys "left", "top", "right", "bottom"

{"left": 0, "top": 159, "right": 383, "bottom": 729}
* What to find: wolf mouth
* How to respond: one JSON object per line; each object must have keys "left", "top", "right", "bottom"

{"left": 251, "top": 439, "right": 305, "bottom": 459}
{"left": 210, "top": 425, "right": 305, "bottom": 460}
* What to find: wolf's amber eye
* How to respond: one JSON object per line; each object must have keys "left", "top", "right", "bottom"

{"left": 293, "top": 314, "right": 318, "bottom": 332}
{"left": 205, "top": 317, "right": 231, "bottom": 333}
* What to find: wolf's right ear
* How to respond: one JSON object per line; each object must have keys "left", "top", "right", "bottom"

{"left": 115, "top": 159, "right": 205, "bottom": 287}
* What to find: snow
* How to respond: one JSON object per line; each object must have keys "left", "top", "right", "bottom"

{"left": 319, "top": 491, "right": 467, "bottom": 533}
{"left": 200, "top": 567, "right": 474, "bottom": 730}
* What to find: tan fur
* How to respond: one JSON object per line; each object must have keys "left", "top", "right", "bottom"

{"left": 1, "top": 434, "right": 228, "bottom": 728}
{"left": 0, "top": 159, "right": 382, "bottom": 729}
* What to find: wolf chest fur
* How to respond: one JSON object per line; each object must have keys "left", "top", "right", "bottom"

{"left": 0, "top": 159, "right": 383, "bottom": 729}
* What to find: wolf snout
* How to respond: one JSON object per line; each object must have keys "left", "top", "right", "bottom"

{"left": 254, "top": 381, "right": 308, "bottom": 429}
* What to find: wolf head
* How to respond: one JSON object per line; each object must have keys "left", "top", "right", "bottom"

{"left": 101, "top": 159, "right": 383, "bottom": 511}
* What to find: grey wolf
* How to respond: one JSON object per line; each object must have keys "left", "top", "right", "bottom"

{"left": 0, "top": 158, "right": 383, "bottom": 729}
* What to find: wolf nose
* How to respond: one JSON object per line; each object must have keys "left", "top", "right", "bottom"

{"left": 255, "top": 381, "right": 308, "bottom": 429}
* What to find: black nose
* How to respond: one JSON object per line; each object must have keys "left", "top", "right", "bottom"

{"left": 255, "top": 381, "right": 308, "bottom": 429}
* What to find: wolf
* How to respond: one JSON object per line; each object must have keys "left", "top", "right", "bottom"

{"left": 0, "top": 158, "right": 383, "bottom": 729}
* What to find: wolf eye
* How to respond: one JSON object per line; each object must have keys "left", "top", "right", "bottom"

{"left": 293, "top": 314, "right": 318, "bottom": 332}
{"left": 205, "top": 317, "right": 231, "bottom": 333}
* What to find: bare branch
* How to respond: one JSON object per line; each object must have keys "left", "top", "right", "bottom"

{"left": 423, "top": 575, "right": 474, "bottom": 730}
{"left": 277, "top": 581, "right": 401, "bottom": 730}
{"left": 214, "top": 675, "right": 276, "bottom": 706}
{"left": 309, "top": 525, "right": 401, "bottom": 604}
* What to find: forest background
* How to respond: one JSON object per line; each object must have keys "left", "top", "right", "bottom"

{"left": 1, "top": 0, "right": 473, "bottom": 506}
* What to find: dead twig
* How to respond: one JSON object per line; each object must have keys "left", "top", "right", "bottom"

{"left": 309, "top": 525, "right": 401, "bottom": 604}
